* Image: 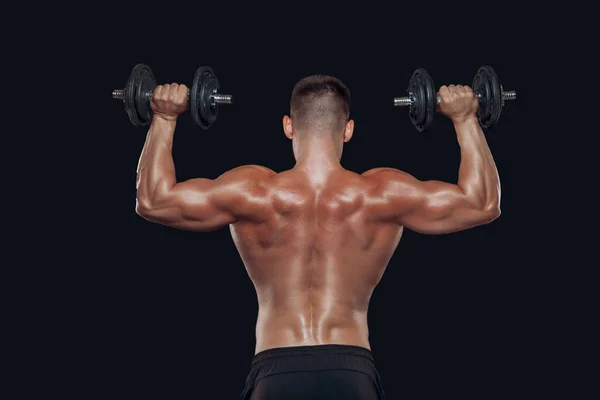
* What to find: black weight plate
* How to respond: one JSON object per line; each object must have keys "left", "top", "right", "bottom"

{"left": 473, "top": 71, "right": 490, "bottom": 123}
{"left": 421, "top": 69, "right": 436, "bottom": 132}
{"left": 408, "top": 71, "right": 425, "bottom": 130}
{"left": 408, "top": 68, "right": 436, "bottom": 132}
{"left": 124, "top": 65, "right": 143, "bottom": 127}
{"left": 191, "top": 66, "right": 219, "bottom": 129}
{"left": 124, "top": 64, "right": 156, "bottom": 127}
{"left": 473, "top": 65, "right": 501, "bottom": 129}
{"left": 135, "top": 66, "right": 156, "bottom": 126}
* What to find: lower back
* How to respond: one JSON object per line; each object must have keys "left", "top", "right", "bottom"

{"left": 254, "top": 299, "right": 371, "bottom": 353}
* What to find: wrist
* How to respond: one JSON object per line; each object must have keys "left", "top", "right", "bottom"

{"left": 452, "top": 114, "right": 479, "bottom": 127}
{"left": 150, "top": 114, "right": 178, "bottom": 135}
{"left": 152, "top": 113, "right": 178, "bottom": 124}
{"left": 149, "top": 114, "right": 177, "bottom": 147}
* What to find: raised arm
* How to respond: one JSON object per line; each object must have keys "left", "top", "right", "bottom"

{"left": 135, "top": 83, "right": 274, "bottom": 231}
{"left": 364, "top": 84, "right": 501, "bottom": 234}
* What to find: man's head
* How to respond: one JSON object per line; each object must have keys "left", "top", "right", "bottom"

{"left": 283, "top": 75, "right": 354, "bottom": 160}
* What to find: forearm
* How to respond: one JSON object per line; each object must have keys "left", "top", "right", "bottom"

{"left": 136, "top": 116, "right": 177, "bottom": 208}
{"left": 454, "top": 116, "right": 501, "bottom": 211}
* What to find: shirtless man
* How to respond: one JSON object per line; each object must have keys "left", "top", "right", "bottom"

{"left": 135, "top": 75, "right": 501, "bottom": 400}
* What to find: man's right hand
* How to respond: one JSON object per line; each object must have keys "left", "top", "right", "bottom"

{"left": 151, "top": 83, "right": 189, "bottom": 121}
{"left": 437, "top": 84, "right": 478, "bottom": 123}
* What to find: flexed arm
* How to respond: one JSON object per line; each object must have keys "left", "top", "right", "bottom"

{"left": 365, "top": 84, "right": 501, "bottom": 234}
{"left": 135, "top": 83, "right": 274, "bottom": 231}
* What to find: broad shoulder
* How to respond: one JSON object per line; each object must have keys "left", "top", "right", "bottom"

{"left": 359, "top": 167, "right": 429, "bottom": 203}
{"left": 361, "top": 167, "right": 415, "bottom": 184}
{"left": 218, "top": 164, "right": 277, "bottom": 181}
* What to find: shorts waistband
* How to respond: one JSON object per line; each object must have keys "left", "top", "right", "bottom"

{"left": 250, "top": 344, "right": 374, "bottom": 367}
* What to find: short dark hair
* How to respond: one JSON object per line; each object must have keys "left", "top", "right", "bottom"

{"left": 290, "top": 75, "right": 351, "bottom": 134}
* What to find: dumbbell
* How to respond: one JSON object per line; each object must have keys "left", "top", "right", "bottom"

{"left": 112, "top": 63, "right": 233, "bottom": 129}
{"left": 393, "top": 66, "right": 516, "bottom": 131}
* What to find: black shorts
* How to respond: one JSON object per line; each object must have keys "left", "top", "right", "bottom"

{"left": 240, "top": 344, "right": 385, "bottom": 399}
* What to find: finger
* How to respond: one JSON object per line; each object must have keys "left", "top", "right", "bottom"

{"left": 159, "top": 83, "right": 170, "bottom": 98}
{"left": 457, "top": 84, "right": 470, "bottom": 97}
{"left": 153, "top": 85, "right": 164, "bottom": 99}
{"left": 177, "top": 84, "right": 189, "bottom": 106}
{"left": 168, "top": 83, "right": 179, "bottom": 96}
{"left": 438, "top": 85, "right": 450, "bottom": 102}
{"left": 460, "top": 85, "right": 474, "bottom": 99}
{"left": 168, "top": 83, "right": 181, "bottom": 103}
{"left": 178, "top": 83, "right": 188, "bottom": 96}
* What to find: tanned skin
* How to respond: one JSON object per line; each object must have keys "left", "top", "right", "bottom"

{"left": 136, "top": 82, "right": 501, "bottom": 355}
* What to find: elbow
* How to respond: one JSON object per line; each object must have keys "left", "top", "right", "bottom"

{"left": 462, "top": 192, "right": 501, "bottom": 224}
{"left": 482, "top": 201, "right": 501, "bottom": 223}
{"left": 135, "top": 195, "right": 155, "bottom": 219}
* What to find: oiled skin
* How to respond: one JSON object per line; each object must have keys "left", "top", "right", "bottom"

{"left": 135, "top": 83, "right": 501, "bottom": 354}
{"left": 230, "top": 168, "right": 403, "bottom": 353}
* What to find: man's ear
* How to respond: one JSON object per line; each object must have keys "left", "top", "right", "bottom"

{"left": 283, "top": 115, "right": 294, "bottom": 140}
{"left": 343, "top": 120, "right": 355, "bottom": 143}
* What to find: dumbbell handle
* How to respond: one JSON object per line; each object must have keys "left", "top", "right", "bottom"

{"left": 394, "top": 88, "right": 516, "bottom": 107}
{"left": 111, "top": 88, "right": 233, "bottom": 105}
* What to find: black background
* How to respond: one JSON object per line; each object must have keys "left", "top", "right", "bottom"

{"left": 48, "top": 11, "right": 570, "bottom": 400}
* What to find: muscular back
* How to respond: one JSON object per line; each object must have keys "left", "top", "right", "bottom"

{"left": 135, "top": 84, "right": 501, "bottom": 355}
{"left": 230, "top": 168, "right": 403, "bottom": 354}
{"left": 137, "top": 160, "right": 499, "bottom": 354}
